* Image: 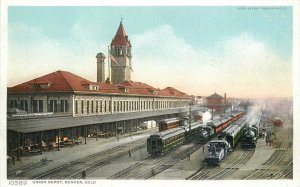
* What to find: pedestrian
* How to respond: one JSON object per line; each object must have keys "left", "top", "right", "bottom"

{"left": 151, "top": 168, "right": 155, "bottom": 177}
{"left": 81, "top": 169, "right": 86, "bottom": 179}
{"left": 187, "top": 152, "right": 190, "bottom": 161}
{"left": 117, "top": 136, "right": 119, "bottom": 142}
{"left": 203, "top": 146, "right": 205, "bottom": 153}
{"left": 128, "top": 150, "right": 131, "bottom": 158}
{"left": 12, "top": 155, "right": 16, "bottom": 165}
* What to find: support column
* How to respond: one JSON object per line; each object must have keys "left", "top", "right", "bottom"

{"left": 57, "top": 129, "right": 60, "bottom": 151}
{"left": 106, "top": 123, "right": 108, "bottom": 135}
{"left": 40, "top": 131, "right": 43, "bottom": 155}
{"left": 84, "top": 126, "right": 87, "bottom": 144}
{"left": 17, "top": 132, "right": 21, "bottom": 160}
{"left": 123, "top": 121, "right": 125, "bottom": 134}
{"left": 72, "top": 127, "right": 75, "bottom": 140}
{"left": 96, "top": 124, "right": 98, "bottom": 141}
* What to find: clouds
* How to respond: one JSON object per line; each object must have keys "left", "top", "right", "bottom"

{"left": 131, "top": 25, "right": 292, "bottom": 98}
{"left": 8, "top": 20, "right": 292, "bottom": 98}
{"left": 8, "top": 21, "right": 104, "bottom": 86}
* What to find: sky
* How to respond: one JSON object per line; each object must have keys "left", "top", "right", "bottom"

{"left": 7, "top": 6, "right": 293, "bottom": 98}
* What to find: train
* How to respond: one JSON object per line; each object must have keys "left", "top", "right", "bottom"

{"left": 203, "top": 116, "right": 248, "bottom": 165}
{"left": 158, "top": 118, "right": 181, "bottom": 132}
{"left": 147, "top": 112, "right": 245, "bottom": 155}
{"left": 147, "top": 123, "right": 200, "bottom": 155}
{"left": 202, "top": 140, "right": 231, "bottom": 166}
{"left": 272, "top": 117, "right": 283, "bottom": 127}
{"left": 240, "top": 125, "right": 259, "bottom": 149}
{"left": 240, "top": 114, "right": 260, "bottom": 149}
{"left": 197, "top": 112, "right": 245, "bottom": 143}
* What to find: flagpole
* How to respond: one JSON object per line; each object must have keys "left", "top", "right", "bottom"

{"left": 107, "top": 46, "right": 110, "bottom": 80}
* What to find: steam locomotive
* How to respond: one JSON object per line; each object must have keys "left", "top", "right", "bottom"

{"left": 240, "top": 125, "right": 259, "bottom": 149}
{"left": 203, "top": 116, "right": 248, "bottom": 165}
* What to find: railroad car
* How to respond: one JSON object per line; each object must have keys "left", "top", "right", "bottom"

{"left": 240, "top": 126, "right": 259, "bottom": 149}
{"left": 272, "top": 117, "right": 283, "bottom": 127}
{"left": 223, "top": 117, "right": 248, "bottom": 148}
{"left": 147, "top": 122, "right": 207, "bottom": 154}
{"left": 206, "top": 112, "right": 244, "bottom": 134}
{"left": 183, "top": 122, "right": 204, "bottom": 142}
{"left": 147, "top": 127, "right": 186, "bottom": 154}
{"left": 158, "top": 118, "right": 180, "bottom": 132}
{"left": 203, "top": 140, "right": 230, "bottom": 166}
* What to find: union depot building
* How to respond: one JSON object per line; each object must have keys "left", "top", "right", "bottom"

{"left": 7, "top": 21, "right": 193, "bottom": 157}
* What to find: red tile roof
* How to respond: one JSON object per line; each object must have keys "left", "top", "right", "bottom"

{"left": 8, "top": 70, "right": 190, "bottom": 98}
{"left": 8, "top": 70, "right": 96, "bottom": 93}
{"left": 160, "top": 87, "right": 188, "bottom": 97}
{"left": 207, "top": 92, "right": 223, "bottom": 99}
{"left": 111, "top": 21, "right": 131, "bottom": 47}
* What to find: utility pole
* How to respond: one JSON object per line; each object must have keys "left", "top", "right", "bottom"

{"left": 189, "top": 106, "right": 191, "bottom": 131}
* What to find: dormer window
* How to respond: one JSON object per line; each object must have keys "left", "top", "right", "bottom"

{"left": 119, "top": 86, "right": 129, "bottom": 93}
{"left": 30, "top": 82, "right": 52, "bottom": 90}
{"left": 88, "top": 85, "right": 99, "bottom": 91}
{"left": 147, "top": 88, "right": 158, "bottom": 95}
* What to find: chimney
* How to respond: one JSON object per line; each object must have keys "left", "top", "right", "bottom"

{"left": 96, "top": 52, "right": 106, "bottom": 83}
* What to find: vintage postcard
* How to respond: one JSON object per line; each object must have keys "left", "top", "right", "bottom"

{"left": 1, "top": 1, "right": 299, "bottom": 187}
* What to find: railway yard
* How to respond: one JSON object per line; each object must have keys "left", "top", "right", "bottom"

{"left": 7, "top": 104, "right": 294, "bottom": 181}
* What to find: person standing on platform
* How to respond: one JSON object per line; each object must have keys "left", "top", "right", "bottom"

{"left": 82, "top": 169, "right": 86, "bottom": 179}
{"left": 187, "top": 152, "right": 190, "bottom": 161}
{"left": 128, "top": 150, "right": 131, "bottom": 158}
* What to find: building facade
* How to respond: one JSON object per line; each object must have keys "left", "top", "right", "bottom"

{"left": 7, "top": 71, "right": 190, "bottom": 117}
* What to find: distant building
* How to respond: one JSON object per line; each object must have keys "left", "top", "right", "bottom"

{"left": 192, "top": 95, "right": 205, "bottom": 105}
{"left": 206, "top": 92, "right": 225, "bottom": 112}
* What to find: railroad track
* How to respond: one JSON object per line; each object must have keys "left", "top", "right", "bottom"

{"left": 266, "top": 160, "right": 293, "bottom": 179}
{"left": 243, "top": 149, "right": 286, "bottom": 180}
{"left": 109, "top": 143, "right": 203, "bottom": 179}
{"left": 187, "top": 149, "right": 255, "bottom": 180}
{"left": 8, "top": 159, "right": 52, "bottom": 178}
{"left": 31, "top": 139, "right": 146, "bottom": 179}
